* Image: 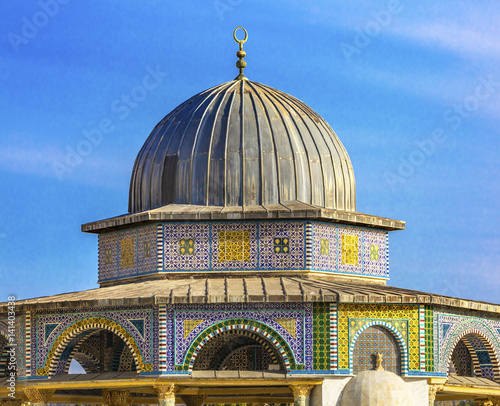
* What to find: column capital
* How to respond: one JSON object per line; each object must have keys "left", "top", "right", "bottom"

{"left": 428, "top": 384, "right": 443, "bottom": 405}
{"left": 23, "top": 388, "right": 54, "bottom": 405}
{"left": 154, "top": 383, "right": 179, "bottom": 401}
{"left": 289, "top": 384, "right": 314, "bottom": 397}
{"left": 102, "top": 390, "right": 132, "bottom": 406}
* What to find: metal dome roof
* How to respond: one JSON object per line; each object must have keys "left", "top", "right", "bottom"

{"left": 129, "top": 79, "right": 356, "bottom": 214}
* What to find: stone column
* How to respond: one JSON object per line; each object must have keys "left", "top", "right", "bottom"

{"left": 23, "top": 388, "right": 55, "bottom": 406}
{"left": 155, "top": 383, "right": 178, "bottom": 406}
{"left": 181, "top": 395, "right": 206, "bottom": 406}
{"left": 102, "top": 390, "right": 132, "bottom": 406}
{"left": 290, "top": 385, "right": 314, "bottom": 406}
{"left": 427, "top": 384, "right": 443, "bottom": 406}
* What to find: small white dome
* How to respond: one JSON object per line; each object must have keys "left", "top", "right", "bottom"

{"left": 340, "top": 370, "right": 414, "bottom": 406}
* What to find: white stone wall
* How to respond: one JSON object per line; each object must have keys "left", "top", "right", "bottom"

{"left": 404, "top": 378, "right": 429, "bottom": 406}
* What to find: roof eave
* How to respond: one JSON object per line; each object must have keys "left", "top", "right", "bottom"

{"left": 81, "top": 204, "right": 405, "bottom": 234}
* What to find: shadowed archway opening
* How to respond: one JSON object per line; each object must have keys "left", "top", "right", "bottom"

{"left": 55, "top": 329, "right": 137, "bottom": 375}
{"left": 192, "top": 329, "right": 285, "bottom": 371}
{"left": 448, "top": 333, "right": 498, "bottom": 381}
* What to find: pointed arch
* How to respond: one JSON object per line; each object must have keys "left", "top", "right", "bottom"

{"left": 445, "top": 328, "right": 500, "bottom": 381}
{"left": 349, "top": 321, "right": 409, "bottom": 376}
{"left": 40, "top": 317, "right": 145, "bottom": 376}
{"left": 183, "top": 319, "right": 296, "bottom": 372}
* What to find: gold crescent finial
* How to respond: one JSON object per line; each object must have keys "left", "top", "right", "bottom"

{"left": 233, "top": 26, "right": 248, "bottom": 46}
{"left": 233, "top": 27, "right": 248, "bottom": 81}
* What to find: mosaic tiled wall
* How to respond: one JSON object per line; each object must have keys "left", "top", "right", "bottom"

{"left": 98, "top": 232, "right": 118, "bottom": 280}
{"left": 337, "top": 304, "right": 420, "bottom": 374}
{"left": 433, "top": 309, "right": 500, "bottom": 378}
{"left": 31, "top": 307, "right": 157, "bottom": 376}
{"left": 166, "top": 303, "right": 313, "bottom": 372}
{"left": 425, "top": 306, "right": 434, "bottom": 372}
{"left": 313, "top": 302, "right": 330, "bottom": 370}
{"left": 163, "top": 223, "right": 210, "bottom": 270}
{"left": 311, "top": 223, "right": 388, "bottom": 278}
{"left": 98, "top": 226, "right": 157, "bottom": 281}
{"left": 99, "top": 221, "right": 388, "bottom": 281}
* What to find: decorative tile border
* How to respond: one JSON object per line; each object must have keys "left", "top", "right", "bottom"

{"left": 330, "top": 303, "right": 338, "bottom": 370}
{"left": 313, "top": 302, "right": 330, "bottom": 370}
{"left": 419, "top": 306, "right": 426, "bottom": 371}
{"left": 98, "top": 220, "right": 389, "bottom": 282}
{"left": 425, "top": 306, "right": 434, "bottom": 372}
{"left": 25, "top": 312, "right": 31, "bottom": 376}
{"left": 158, "top": 304, "right": 167, "bottom": 372}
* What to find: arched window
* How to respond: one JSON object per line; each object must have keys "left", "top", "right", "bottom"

{"left": 352, "top": 325, "right": 401, "bottom": 375}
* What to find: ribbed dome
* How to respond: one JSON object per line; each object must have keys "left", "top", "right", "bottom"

{"left": 129, "top": 79, "right": 356, "bottom": 214}
{"left": 340, "top": 370, "right": 415, "bottom": 406}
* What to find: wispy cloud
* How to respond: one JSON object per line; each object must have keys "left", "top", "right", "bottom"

{"left": 0, "top": 140, "right": 129, "bottom": 187}
{"left": 0, "top": 143, "right": 63, "bottom": 177}
{"left": 390, "top": 21, "right": 500, "bottom": 61}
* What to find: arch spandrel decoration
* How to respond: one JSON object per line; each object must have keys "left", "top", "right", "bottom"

{"left": 437, "top": 313, "right": 500, "bottom": 379}
{"left": 33, "top": 309, "right": 154, "bottom": 377}
{"left": 169, "top": 303, "right": 312, "bottom": 371}
{"left": 349, "top": 321, "right": 409, "bottom": 376}
{"left": 178, "top": 319, "right": 297, "bottom": 373}
{"left": 38, "top": 317, "right": 152, "bottom": 376}
{"left": 337, "top": 304, "right": 420, "bottom": 372}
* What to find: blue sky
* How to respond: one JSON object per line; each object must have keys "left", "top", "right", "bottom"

{"left": 0, "top": 0, "right": 499, "bottom": 303}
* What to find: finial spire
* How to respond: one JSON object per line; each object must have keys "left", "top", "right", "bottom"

{"left": 233, "top": 27, "right": 248, "bottom": 80}
{"left": 375, "top": 352, "right": 384, "bottom": 371}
